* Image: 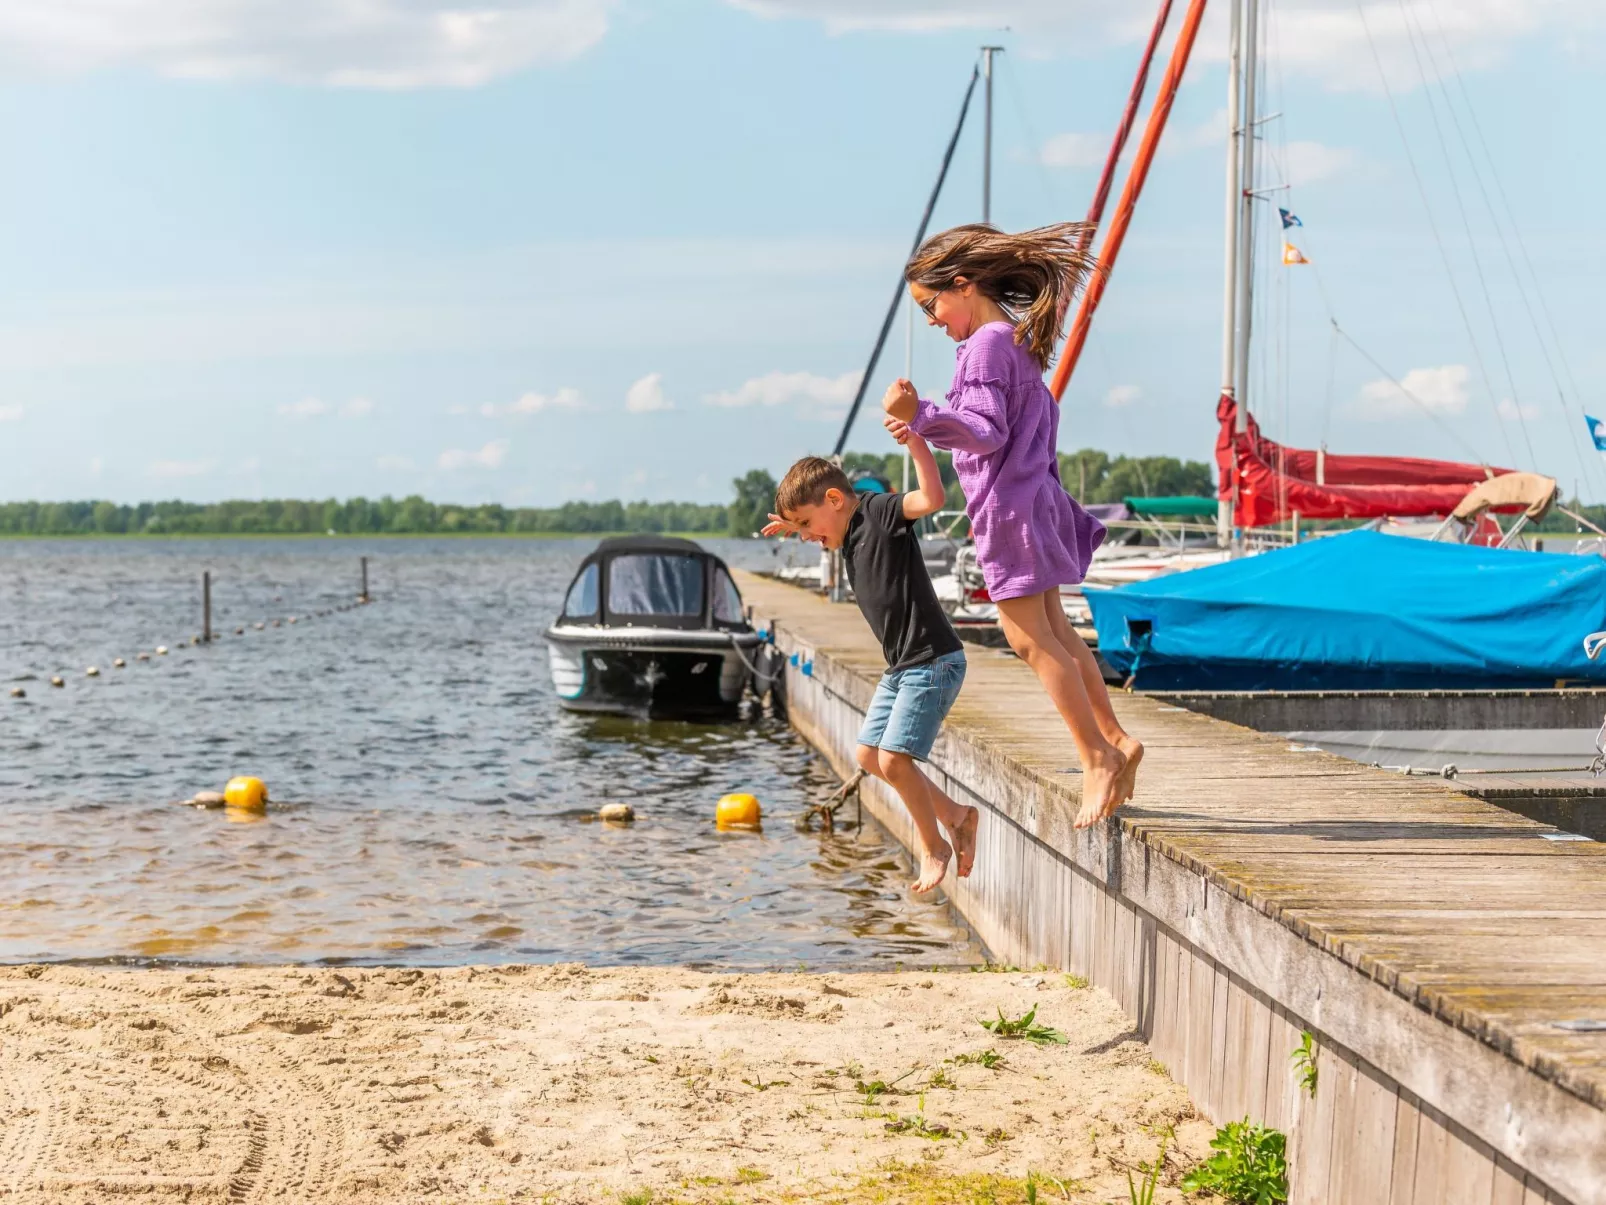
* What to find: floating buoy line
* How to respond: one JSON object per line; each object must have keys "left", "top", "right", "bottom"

{"left": 6, "top": 593, "right": 377, "bottom": 700}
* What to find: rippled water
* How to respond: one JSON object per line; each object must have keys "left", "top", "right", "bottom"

{"left": 0, "top": 537, "right": 983, "bottom": 969}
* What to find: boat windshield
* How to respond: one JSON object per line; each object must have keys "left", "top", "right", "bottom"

{"left": 562, "top": 562, "right": 599, "bottom": 619}
{"left": 712, "top": 567, "right": 743, "bottom": 624}
{"left": 607, "top": 554, "right": 704, "bottom": 618}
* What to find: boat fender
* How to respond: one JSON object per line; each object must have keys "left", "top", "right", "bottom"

{"left": 598, "top": 803, "right": 635, "bottom": 824}
{"left": 801, "top": 659, "right": 813, "bottom": 678}
{"left": 789, "top": 652, "right": 799, "bottom": 667}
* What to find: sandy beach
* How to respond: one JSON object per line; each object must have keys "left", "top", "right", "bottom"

{"left": 0, "top": 963, "right": 1211, "bottom": 1203}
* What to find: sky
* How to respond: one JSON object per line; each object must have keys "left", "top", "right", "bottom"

{"left": 0, "top": 0, "right": 1603, "bottom": 506}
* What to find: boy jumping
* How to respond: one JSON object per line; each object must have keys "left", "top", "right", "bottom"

{"left": 763, "top": 435, "right": 978, "bottom": 894}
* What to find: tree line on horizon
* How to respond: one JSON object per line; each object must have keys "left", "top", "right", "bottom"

{"left": 2, "top": 449, "right": 1217, "bottom": 538}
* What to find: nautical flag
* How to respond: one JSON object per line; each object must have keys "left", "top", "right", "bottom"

{"left": 1279, "top": 207, "right": 1302, "bottom": 229}
{"left": 1282, "top": 242, "right": 1310, "bottom": 265}
{"left": 1585, "top": 414, "right": 1606, "bottom": 461}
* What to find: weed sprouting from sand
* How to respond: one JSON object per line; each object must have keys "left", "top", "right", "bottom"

{"left": 950, "top": 1048, "right": 1006, "bottom": 1070}
{"left": 883, "top": 1113, "right": 955, "bottom": 1141}
{"left": 736, "top": 1166, "right": 771, "bottom": 1183}
{"left": 979, "top": 1005, "right": 1067, "bottom": 1045}
{"left": 983, "top": 1126, "right": 1011, "bottom": 1148}
{"left": 1181, "top": 1118, "right": 1289, "bottom": 1204}
{"left": 1063, "top": 974, "right": 1089, "bottom": 990}
{"left": 1125, "top": 1130, "right": 1168, "bottom": 1205}
{"left": 617, "top": 1190, "right": 654, "bottom": 1205}
{"left": 742, "top": 1075, "right": 787, "bottom": 1093}
{"left": 1291, "top": 1032, "right": 1318, "bottom": 1098}
{"left": 925, "top": 1067, "right": 957, "bottom": 1090}
{"left": 1145, "top": 1058, "right": 1168, "bottom": 1078}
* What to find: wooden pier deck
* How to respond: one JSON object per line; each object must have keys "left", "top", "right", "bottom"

{"left": 736, "top": 570, "right": 1606, "bottom": 1205}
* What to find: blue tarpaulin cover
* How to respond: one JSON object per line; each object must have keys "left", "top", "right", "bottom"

{"left": 1086, "top": 530, "right": 1606, "bottom": 690}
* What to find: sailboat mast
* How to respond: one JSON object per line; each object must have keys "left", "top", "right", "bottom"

{"left": 1233, "top": 0, "right": 1260, "bottom": 423}
{"left": 1219, "top": 0, "right": 1245, "bottom": 545}
{"left": 982, "top": 47, "right": 1003, "bottom": 224}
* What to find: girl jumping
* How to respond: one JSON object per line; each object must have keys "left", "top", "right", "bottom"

{"left": 881, "top": 221, "right": 1141, "bottom": 828}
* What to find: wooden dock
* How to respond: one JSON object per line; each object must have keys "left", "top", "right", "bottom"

{"left": 736, "top": 570, "right": 1606, "bottom": 1205}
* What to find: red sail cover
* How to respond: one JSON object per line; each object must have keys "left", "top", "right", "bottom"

{"left": 1216, "top": 396, "right": 1511, "bottom": 528}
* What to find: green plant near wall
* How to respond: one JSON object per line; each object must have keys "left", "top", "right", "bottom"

{"left": 1291, "top": 1031, "right": 1318, "bottom": 1098}
{"left": 1180, "top": 1118, "right": 1289, "bottom": 1205}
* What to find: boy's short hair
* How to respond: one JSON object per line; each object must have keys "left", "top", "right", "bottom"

{"left": 776, "top": 457, "right": 855, "bottom": 515}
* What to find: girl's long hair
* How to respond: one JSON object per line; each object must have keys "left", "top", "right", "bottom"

{"left": 904, "top": 222, "right": 1096, "bottom": 371}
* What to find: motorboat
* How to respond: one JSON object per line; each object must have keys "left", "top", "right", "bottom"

{"left": 545, "top": 536, "right": 764, "bottom": 718}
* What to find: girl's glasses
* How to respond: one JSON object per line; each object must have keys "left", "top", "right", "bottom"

{"left": 918, "top": 289, "right": 946, "bottom": 320}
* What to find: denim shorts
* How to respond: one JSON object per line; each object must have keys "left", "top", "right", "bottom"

{"left": 856, "top": 649, "right": 967, "bottom": 761}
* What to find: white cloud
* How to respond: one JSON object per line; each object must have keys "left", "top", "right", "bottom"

{"left": 1354, "top": 364, "right": 1469, "bottom": 419}
{"left": 481, "top": 386, "right": 585, "bottom": 417}
{"left": 279, "top": 396, "right": 329, "bottom": 417}
{"left": 729, "top": 1, "right": 1603, "bottom": 91}
{"left": 0, "top": 404, "right": 22, "bottom": 421}
{"left": 438, "top": 440, "right": 509, "bottom": 470}
{"left": 625, "top": 372, "right": 672, "bottom": 414}
{"left": 340, "top": 396, "right": 374, "bottom": 417}
{"left": 1103, "top": 384, "right": 1141, "bottom": 408}
{"left": 1039, "top": 132, "right": 1106, "bottom": 170}
{"left": 0, "top": 1, "right": 614, "bottom": 89}
{"left": 148, "top": 458, "right": 216, "bottom": 478}
{"left": 89, "top": 456, "right": 103, "bottom": 476}
{"left": 376, "top": 454, "right": 415, "bottom": 470}
{"left": 1497, "top": 398, "right": 1540, "bottom": 422}
{"left": 705, "top": 369, "right": 861, "bottom": 419}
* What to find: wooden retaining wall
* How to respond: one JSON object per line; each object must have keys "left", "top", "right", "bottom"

{"left": 738, "top": 572, "right": 1606, "bottom": 1205}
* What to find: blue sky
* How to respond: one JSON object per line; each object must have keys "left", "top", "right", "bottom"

{"left": 0, "top": 0, "right": 1602, "bottom": 505}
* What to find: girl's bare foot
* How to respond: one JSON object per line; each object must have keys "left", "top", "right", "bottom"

{"left": 911, "top": 837, "right": 953, "bottom": 894}
{"left": 1074, "top": 748, "right": 1127, "bottom": 829}
{"left": 944, "top": 806, "right": 979, "bottom": 878}
{"left": 1108, "top": 735, "right": 1144, "bottom": 817}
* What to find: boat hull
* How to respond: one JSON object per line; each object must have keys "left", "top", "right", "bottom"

{"left": 544, "top": 626, "right": 760, "bottom": 719}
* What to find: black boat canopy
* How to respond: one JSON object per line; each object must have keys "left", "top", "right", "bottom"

{"left": 557, "top": 536, "right": 750, "bottom": 631}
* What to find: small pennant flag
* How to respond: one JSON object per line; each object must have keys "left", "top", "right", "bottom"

{"left": 1585, "top": 414, "right": 1606, "bottom": 461}
{"left": 1279, "top": 207, "right": 1302, "bottom": 229}
{"left": 1282, "top": 242, "right": 1310, "bottom": 265}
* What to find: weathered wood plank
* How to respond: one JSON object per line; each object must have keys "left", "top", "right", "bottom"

{"left": 740, "top": 573, "right": 1605, "bottom": 1203}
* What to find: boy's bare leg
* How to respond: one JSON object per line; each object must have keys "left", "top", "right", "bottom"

{"left": 1044, "top": 593, "right": 1143, "bottom": 814}
{"left": 865, "top": 747, "right": 953, "bottom": 893}
{"left": 995, "top": 591, "right": 1126, "bottom": 829}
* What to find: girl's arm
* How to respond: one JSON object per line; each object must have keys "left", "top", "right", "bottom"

{"left": 883, "top": 375, "right": 1009, "bottom": 455}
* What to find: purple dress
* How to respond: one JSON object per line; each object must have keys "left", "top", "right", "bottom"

{"left": 908, "top": 321, "right": 1106, "bottom": 602}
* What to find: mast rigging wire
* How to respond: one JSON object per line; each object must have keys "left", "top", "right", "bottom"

{"left": 1393, "top": 0, "right": 1535, "bottom": 469}
{"left": 831, "top": 63, "right": 981, "bottom": 458}
{"left": 1351, "top": 0, "right": 1516, "bottom": 466}
{"left": 1421, "top": 0, "right": 1601, "bottom": 498}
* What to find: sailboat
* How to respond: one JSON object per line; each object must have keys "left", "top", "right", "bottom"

{"left": 1055, "top": 0, "right": 1606, "bottom": 690}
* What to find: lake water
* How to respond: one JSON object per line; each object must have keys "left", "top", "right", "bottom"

{"left": 0, "top": 537, "right": 983, "bottom": 969}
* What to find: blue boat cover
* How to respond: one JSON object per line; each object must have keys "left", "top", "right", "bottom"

{"left": 1087, "top": 530, "right": 1606, "bottom": 690}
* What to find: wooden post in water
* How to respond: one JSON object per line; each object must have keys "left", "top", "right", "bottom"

{"left": 202, "top": 571, "right": 212, "bottom": 643}
{"left": 360, "top": 556, "right": 370, "bottom": 603}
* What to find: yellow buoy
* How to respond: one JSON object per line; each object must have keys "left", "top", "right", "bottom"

{"left": 224, "top": 776, "right": 269, "bottom": 812}
{"left": 715, "top": 792, "right": 762, "bottom": 829}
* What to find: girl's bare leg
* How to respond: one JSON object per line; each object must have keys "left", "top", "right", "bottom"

{"left": 995, "top": 590, "right": 1126, "bottom": 828}
{"left": 1043, "top": 593, "right": 1143, "bottom": 813}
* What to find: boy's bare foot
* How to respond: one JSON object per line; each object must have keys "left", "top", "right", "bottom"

{"left": 1074, "top": 748, "right": 1127, "bottom": 830}
{"left": 911, "top": 838, "right": 953, "bottom": 894}
{"left": 1108, "top": 735, "right": 1145, "bottom": 816}
{"left": 944, "top": 806, "right": 979, "bottom": 878}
